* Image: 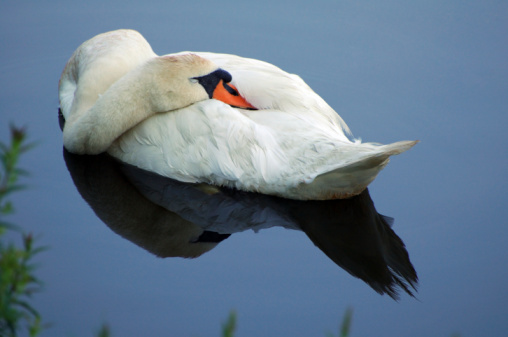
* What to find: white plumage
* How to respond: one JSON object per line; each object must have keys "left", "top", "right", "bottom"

{"left": 60, "top": 29, "right": 417, "bottom": 200}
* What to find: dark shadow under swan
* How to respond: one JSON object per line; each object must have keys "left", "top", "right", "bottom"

{"left": 63, "top": 146, "right": 418, "bottom": 300}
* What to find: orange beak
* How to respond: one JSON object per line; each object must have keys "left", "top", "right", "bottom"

{"left": 212, "top": 80, "right": 256, "bottom": 110}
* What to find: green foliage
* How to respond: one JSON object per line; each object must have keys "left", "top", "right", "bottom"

{"left": 96, "top": 323, "right": 111, "bottom": 337}
{"left": 339, "top": 307, "right": 353, "bottom": 337}
{"left": 326, "top": 307, "right": 353, "bottom": 337}
{"left": 0, "top": 127, "right": 31, "bottom": 208}
{"left": 221, "top": 310, "right": 237, "bottom": 337}
{"left": 221, "top": 308, "right": 354, "bottom": 337}
{"left": 0, "top": 125, "right": 43, "bottom": 337}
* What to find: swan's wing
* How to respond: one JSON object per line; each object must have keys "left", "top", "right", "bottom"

{"left": 236, "top": 108, "right": 417, "bottom": 199}
{"left": 170, "top": 51, "right": 353, "bottom": 142}
{"left": 109, "top": 100, "right": 416, "bottom": 200}
{"left": 109, "top": 100, "right": 290, "bottom": 189}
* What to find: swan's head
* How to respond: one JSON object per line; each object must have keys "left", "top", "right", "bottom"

{"left": 63, "top": 53, "right": 255, "bottom": 155}
{"left": 145, "top": 53, "right": 255, "bottom": 112}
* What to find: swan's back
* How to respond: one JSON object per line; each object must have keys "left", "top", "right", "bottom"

{"left": 186, "top": 52, "right": 353, "bottom": 142}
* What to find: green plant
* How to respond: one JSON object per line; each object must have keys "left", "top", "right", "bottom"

{"left": 0, "top": 125, "right": 43, "bottom": 337}
{"left": 221, "top": 310, "right": 237, "bottom": 337}
{"left": 0, "top": 126, "right": 32, "bottom": 220}
{"left": 220, "top": 308, "right": 353, "bottom": 337}
{"left": 96, "top": 323, "right": 111, "bottom": 337}
{"left": 327, "top": 307, "right": 353, "bottom": 337}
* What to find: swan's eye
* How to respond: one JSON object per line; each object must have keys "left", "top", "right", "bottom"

{"left": 223, "top": 82, "right": 239, "bottom": 96}
{"left": 189, "top": 78, "right": 198, "bottom": 84}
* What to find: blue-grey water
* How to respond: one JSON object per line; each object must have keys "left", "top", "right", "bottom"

{"left": 1, "top": 1, "right": 507, "bottom": 336}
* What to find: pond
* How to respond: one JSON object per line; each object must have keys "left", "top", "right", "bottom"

{"left": 1, "top": 1, "right": 507, "bottom": 336}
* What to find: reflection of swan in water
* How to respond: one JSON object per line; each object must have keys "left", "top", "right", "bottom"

{"left": 63, "top": 148, "right": 224, "bottom": 258}
{"left": 63, "top": 146, "right": 417, "bottom": 299}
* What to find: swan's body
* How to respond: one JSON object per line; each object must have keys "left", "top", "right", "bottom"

{"left": 60, "top": 29, "right": 416, "bottom": 200}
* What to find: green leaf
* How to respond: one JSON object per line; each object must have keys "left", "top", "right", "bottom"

{"left": 222, "top": 311, "right": 237, "bottom": 337}
{"left": 0, "top": 125, "right": 44, "bottom": 337}
{"left": 96, "top": 323, "right": 111, "bottom": 337}
{"left": 12, "top": 299, "right": 40, "bottom": 319}
{"left": 339, "top": 307, "right": 353, "bottom": 337}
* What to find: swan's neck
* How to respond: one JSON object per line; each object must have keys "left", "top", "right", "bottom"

{"left": 63, "top": 58, "right": 206, "bottom": 155}
{"left": 63, "top": 64, "right": 154, "bottom": 154}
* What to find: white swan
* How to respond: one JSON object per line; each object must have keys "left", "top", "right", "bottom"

{"left": 59, "top": 29, "right": 417, "bottom": 200}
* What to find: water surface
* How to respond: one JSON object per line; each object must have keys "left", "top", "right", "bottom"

{"left": 1, "top": 1, "right": 507, "bottom": 336}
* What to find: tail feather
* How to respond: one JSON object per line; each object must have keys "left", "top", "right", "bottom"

{"left": 378, "top": 140, "right": 419, "bottom": 155}
{"left": 291, "top": 140, "right": 418, "bottom": 200}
